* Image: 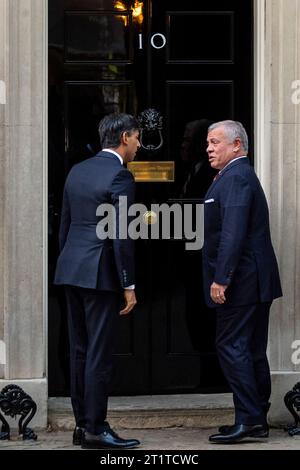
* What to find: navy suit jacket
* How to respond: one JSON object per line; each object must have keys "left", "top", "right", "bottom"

{"left": 54, "top": 151, "right": 135, "bottom": 292}
{"left": 202, "top": 157, "right": 282, "bottom": 308}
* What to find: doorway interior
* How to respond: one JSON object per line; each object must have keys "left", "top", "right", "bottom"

{"left": 48, "top": 0, "right": 253, "bottom": 396}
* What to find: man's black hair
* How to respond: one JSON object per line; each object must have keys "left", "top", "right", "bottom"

{"left": 98, "top": 113, "right": 139, "bottom": 149}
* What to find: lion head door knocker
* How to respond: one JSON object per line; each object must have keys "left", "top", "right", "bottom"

{"left": 138, "top": 108, "right": 163, "bottom": 152}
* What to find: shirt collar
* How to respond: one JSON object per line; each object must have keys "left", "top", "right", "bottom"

{"left": 102, "top": 148, "right": 123, "bottom": 165}
{"left": 219, "top": 156, "right": 247, "bottom": 174}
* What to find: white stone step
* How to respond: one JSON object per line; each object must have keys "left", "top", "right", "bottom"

{"left": 48, "top": 394, "right": 234, "bottom": 430}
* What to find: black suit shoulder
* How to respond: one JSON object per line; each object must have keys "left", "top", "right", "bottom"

{"left": 219, "top": 161, "right": 262, "bottom": 194}
{"left": 66, "top": 155, "right": 132, "bottom": 190}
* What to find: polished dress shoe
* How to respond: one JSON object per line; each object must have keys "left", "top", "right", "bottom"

{"left": 218, "top": 423, "right": 269, "bottom": 435}
{"left": 209, "top": 424, "right": 269, "bottom": 443}
{"left": 218, "top": 424, "right": 233, "bottom": 434}
{"left": 81, "top": 429, "right": 140, "bottom": 449}
{"left": 73, "top": 426, "right": 85, "bottom": 445}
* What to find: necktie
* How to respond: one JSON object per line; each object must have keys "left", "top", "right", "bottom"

{"left": 213, "top": 172, "right": 220, "bottom": 182}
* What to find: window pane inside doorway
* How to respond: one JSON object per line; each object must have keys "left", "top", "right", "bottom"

{"left": 65, "top": 12, "right": 130, "bottom": 61}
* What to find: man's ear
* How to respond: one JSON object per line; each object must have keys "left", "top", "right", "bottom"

{"left": 233, "top": 138, "right": 241, "bottom": 152}
{"left": 121, "top": 131, "right": 128, "bottom": 145}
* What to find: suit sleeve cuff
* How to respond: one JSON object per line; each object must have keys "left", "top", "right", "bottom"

{"left": 124, "top": 284, "right": 135, "bottom": 290}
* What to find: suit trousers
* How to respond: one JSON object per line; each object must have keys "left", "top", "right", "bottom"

{"left": 65, "top": 286, "right": 120, "bottom": 434}
{"left": 215, "top": 302, "right": 272, "bottom": 425}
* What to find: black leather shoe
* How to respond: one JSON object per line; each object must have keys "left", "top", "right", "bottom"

{"left": 73, "top": 427, "right": 85, "bottom": 446}
{"left": 209, "top": 424, "right": 269, "bottom": 443}
{"left": 81, "top": 429, "right": 140, "bottom": 449}
{"left": 218, "top": 424, "right": 234, "bottom": 434}
{"left": 218, "top": 423, "right": 269, "bottom": 435}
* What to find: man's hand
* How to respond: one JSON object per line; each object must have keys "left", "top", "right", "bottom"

{"left": 210, "top": 282, "right": 227, "bottom": 304}
{"left": 120, "top": 289, "right": 137, "bottom": 315}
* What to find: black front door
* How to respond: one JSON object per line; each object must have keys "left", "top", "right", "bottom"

{"left": 48, "top": 0, "right": 253, "bottom": 396}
